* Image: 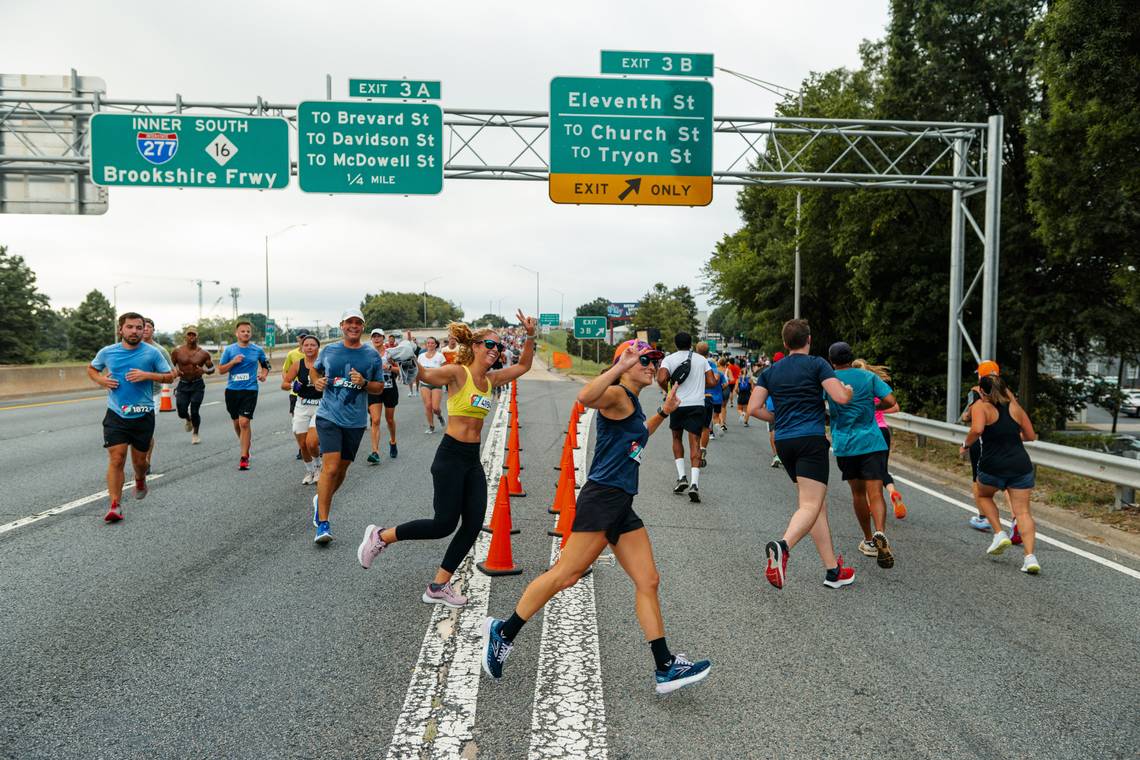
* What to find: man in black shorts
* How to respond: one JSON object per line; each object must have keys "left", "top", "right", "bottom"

{"left": 218, "top": 321, "right": 270, "bottom": 471}
{"left": 366, "top": 328, "right": 400, "bottom": 464}
{"left": 171, "top": 326, "right": 215, "bottom": 445}
{"left": 749, "top": 319, "right": 855, "bottom": 590}
{"left": 657, "top": 331, "right": 717, "bottom": 503}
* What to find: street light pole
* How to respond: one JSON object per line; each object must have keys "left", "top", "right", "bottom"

{"left": 514, "top": 264, "right": 539, "bottom": 320}
{"left": 423, "top": 275, "right": 443, "bottom": 327}
{"left": 112, "top": 281, "right": 129, "bottom": 342}
{"left": 550, "top": 288, "right": 565, "bottom": 327}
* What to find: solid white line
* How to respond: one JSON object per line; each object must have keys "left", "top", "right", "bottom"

{"left": 893, "top": 474, "right": 1140, "bottom": 581}
{"left": 528, "top": 408, "right": 608, "bottom": 760}
{"left": 0, "top": 474, "right": 167, "bottom": 536}
{"left": 385, "top": 398, "right": 508, "bottom": 760}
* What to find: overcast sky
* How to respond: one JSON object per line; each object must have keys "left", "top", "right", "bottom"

{"left": 3, "top": 0, "right": 889, "bottom": 334}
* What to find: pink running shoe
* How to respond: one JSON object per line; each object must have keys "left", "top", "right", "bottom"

{"left": 1010, "top": 519, "right": 1022, "bottom": 546}
{"left": 422, "top": 582, "right": 468, "bottom": 608}
{"left": 356, "top": 524, "right": 387, "bottom": 569}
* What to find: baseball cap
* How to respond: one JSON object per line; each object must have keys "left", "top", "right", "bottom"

{"left": 772, "top": 351, "right": 785, "bottom": 362}
{"left": 612, "top": 339, "right": 665, "bottom": 364}
{"left": 977, "top": 360, "right": 1000, "bottom": 377}
{"left": 828, "top": 341, "right": 855, "bottom": 365}
{"left": 370, "top": 328, "right": 384, "bottom": 336}
{"left": 184, "top": 325, "right": 198, "bottom": 334}
{"left": 340, "top": 308, "right": 365, "bottom": 323}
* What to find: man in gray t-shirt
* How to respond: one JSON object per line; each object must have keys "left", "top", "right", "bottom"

{"left": 656, "top": 331, "right": 716, "bottom": 502}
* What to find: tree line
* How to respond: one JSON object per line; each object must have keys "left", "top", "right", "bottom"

{"left": 702, "top": 0, "right": 1138, "bottom": 428}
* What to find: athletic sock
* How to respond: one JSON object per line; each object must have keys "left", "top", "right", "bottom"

{"left": 650, "top": 637, "right": 673, "bottom": 672}
{"left": 690, "top": 468, "right": 700, "bottom": 487}
{"left": 500, "top": 612, "right": 526, "bottom": 642}
{"left": 674, "top": 458, "right": 686, "bottom": 478}
{"left": 429, "top": 582, "right": 446, "bottom": 592}
{"left": 779, "top": 539, "right": 789, "bottom": 554}
{"left": 825, "top": 566, "right": 841, "bottom": 581}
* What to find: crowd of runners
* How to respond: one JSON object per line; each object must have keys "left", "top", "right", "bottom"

{"left": 87, "top": 310, "right": 1042, "bottom": 695}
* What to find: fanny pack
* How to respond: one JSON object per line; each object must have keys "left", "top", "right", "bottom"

{"left": 670, "top": 350, "right": 694, "bottom": 386}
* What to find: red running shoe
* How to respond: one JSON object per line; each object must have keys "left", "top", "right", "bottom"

{"left": 891, "top": 490, "right": 907, "bottom": 519}
{"left": 1010, "top": 519, "right": 1022, "bottom": 545}
{"left": 764, "top": 540, "right": 787, "bottom": 589}
{"left": 104, "top": 502, "right": 123, "bottom": 522}
{"left": 239, "top": 456, "right": 250, "bottom": 471}
{"left": 824, "top": 563, "right": 855, "bottom": 589}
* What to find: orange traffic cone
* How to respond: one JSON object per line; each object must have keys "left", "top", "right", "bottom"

{"left": 553, "top": 438, "right": 577, "bottom": 474}
{"left": 482, "top": 474, "right": 520, "bottom": 534}
{"left": 549, "top": 475, "right": 578, "bottom": 538}
{"left": 566, "top": 415, "right": 579, "bottom": 449}
{"left": 159, "top": 383, "right": 174, "bottom": 412}
{"left": 478, "top": 478, "right": 523, "bottom": 576}
{"left": 508, "top": 414, "right": 523, "bottom": 457}
{"left": 548, "top": 459, "right": 573, "bottom": 514}
{"left": 505, "top": 445, "right": 526, "bottom": 497}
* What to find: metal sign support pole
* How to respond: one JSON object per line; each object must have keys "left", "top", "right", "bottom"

{"left": 981, "top": 114, "right": 1003, "bottom": 360}
{"left": 946, "top": 138, "right": 968, "bottom": 422}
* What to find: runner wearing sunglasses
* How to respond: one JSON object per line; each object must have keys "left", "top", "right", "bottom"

{"left": 355, "top": 311, "right": 537, "bottom": 607}
{"left": 481, "top": 340, "right": 712, "bottom": 694}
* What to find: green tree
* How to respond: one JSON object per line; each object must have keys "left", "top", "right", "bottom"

{"left": 1029, "top": 0, "right": 1140, "bottom": 369}
{"left": 575, "top": 296, "right": 611, "bottom": 318}
{"left": 194, "top": 316, "right": 236, "bottom": 347}
{"left": 68, "top": 289, "right": 115, "bottom": 359}
{"left": 0, "top": 246, "right": 53, "bottom": 364}
{"left": 360, "top": 291, "right": 462, "bottom": 330}
{"left": 475, "top": 313, "right": 509, "bottom": 328}
{"left": 630, "top": 283, "right": 699, "bottom": 352}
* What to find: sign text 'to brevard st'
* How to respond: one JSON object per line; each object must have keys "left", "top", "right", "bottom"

{"left": 297, "top": 100, "right": 444, "bottom": 195}
{"left": 548, "top": 76, "right": 713, "bottom": 206}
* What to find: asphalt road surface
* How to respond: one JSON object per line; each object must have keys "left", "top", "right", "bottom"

{"left": 2, "top": 374, "right": 1139, "bottom": 759}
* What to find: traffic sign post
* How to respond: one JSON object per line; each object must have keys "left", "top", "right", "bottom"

{"left": 573, "top": 316, "right": 607, "bottom": 340}
{"left": 297, "top": 101, "right": 443, "bottom": 195}
{"left": 265, "top": 319, "right": 276, "bottom": 348}
{"left": 549, "top": 76, "right": 713, "bottom": 206}
{"left": 539, "top": 313, "right": 560, "bottom": 327}
{"left": 91, "top": 114, "right": 289, "bottom": 189}
{"left": 600, "top": 51, "right": 714, "bottom": 78}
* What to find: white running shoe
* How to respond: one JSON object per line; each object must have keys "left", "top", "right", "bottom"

{"left": 425, "top": 427, "right": 433, "bottom": 434}
{"left": 987, "top": 530, "right": 1012, "bottom": 556}
{"left": 1021, "top": 554, "right": 1041, "bottom": 574}
{"left": 301, "top": 472, "right": 313, "bottom": 485}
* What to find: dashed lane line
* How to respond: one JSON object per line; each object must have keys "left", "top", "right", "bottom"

{"left": 0, "top": 474, "right": 167, "bottom": 535}
{"left": 893, "top": 474, "right": 1140, "bottom": 581}
{"left": 384, "top": 398, "right": 509, "bottom": 759}
{"left": 528, "top": 408, "right": 608, "bottom": 760}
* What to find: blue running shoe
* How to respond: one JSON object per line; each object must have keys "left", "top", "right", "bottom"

{"left": 969, "top": 515, "right": 991, "bottom": 532}
{"left": 314, "top": 521, "right": 332, "bottom": 544}
{"left": 481, "top": 617, "right": 513, "bottom": 680}
{"left": 389, "top": 442, "right": 398, "bottom": 459}
{"left": 312, "top": 493, "right": 320, "bottom": 527}
{"left": 655, "top": 654, "right": 711, "bottom": 695}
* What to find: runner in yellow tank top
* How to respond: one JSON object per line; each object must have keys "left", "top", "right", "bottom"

{"left": 356, "top": 310, "right": 538, "bottom": 607}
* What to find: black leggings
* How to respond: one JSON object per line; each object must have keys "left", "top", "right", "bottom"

{"left": 880, "top": 426, "right": 894, "bottom": 487}
{"left": 394, "top": 434, "right": 486, "bottom": 573}
{"left": 175, "top": 379, "right": 205, "bottom": 432}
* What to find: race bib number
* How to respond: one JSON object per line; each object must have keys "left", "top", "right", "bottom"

{"left": 628, "top": 441, "right": 645, "bottom": 464}
{"left": 120, "top": 404, "right": 152, "bottom": 415}
{"left": 300, "top": 397, "right": 320, "bottom": 406}
{"left": 384, "top": 374, "right": 395, "bottom": 389}
{"left": 231, "top": 372, "right": 250, "bottom": 382}
{"left": 470, "top": 394, "right": 492, "bottom": 412}
{"left": 332, "top": 376, "right": 363, "bottom": 390}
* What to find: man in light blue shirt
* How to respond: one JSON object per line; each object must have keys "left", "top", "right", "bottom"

{"left": 87, "top": 311, "right": 173, "bottom": 522}
{"left": 219, "top": 320, "right": 269, "bottom": 470}
{"left": 826, "top": 341, "right": 898, "bottom": 569}
{"left": 308, "top": 308, "right": 386, "bottom": 544}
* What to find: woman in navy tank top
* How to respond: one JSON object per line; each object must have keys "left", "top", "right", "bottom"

{"left": 482, "top": 340, "right": 713, "bottom": 695}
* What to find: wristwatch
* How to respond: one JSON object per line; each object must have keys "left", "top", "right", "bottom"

{"left": 656, "top": 407, "right": 669, "bottom": 419}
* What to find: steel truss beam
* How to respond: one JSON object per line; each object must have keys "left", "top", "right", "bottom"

{"left": 0, "top": 85, "right": 1002, "bottom": 420}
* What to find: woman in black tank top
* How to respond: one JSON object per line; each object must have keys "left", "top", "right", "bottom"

{"left": 960, "top": 375, "right": 1041, "bottom": 574}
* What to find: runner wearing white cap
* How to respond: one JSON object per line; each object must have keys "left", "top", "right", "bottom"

{"left": 366, "top": 328, "right": 400, "bottom": 464}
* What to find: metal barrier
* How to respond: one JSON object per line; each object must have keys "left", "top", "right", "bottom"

{"left": 886, "top": 412, "right": 1140, "bottom": 509}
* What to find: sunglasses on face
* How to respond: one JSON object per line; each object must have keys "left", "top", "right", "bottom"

{"left": 482, "top": 339, "right": 505, "bottom": 352}
{"left": 638, "top": 355, "right": 660, "bottom": 367}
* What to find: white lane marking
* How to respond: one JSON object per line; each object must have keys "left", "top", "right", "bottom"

{"left": 528, "top": 408, "right": 608, "bottom": 760}
{"left": 385, "top": 397, "right": 509, "bottom": 760}
{"left": 893, "top": 474, "right": 1140, "bottom": 581}
{"left": 201, "top": 401, "right": 221, "bottom": 407}
{"left": 0, "top": 474, "right": 167, "bottom": 536}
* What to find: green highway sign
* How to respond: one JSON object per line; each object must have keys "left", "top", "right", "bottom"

{"left": 90, "top": 114, "right": 289, "bottom": 189}
{"left": 549, "top": 76, "right": 713, "bottom": 206}
{"left": 707, "top": 338, "right": 718, "bottom": 352}
{"left": 297, "top": 101, "right": 443, "bottom": 195}
{"left": 265, "top": 319, "right": 276, "bottom": 333}
{"left": 600, "top": 51, "right": 714, "bottom": 78}
{"left": 539, "top": 313, "right": 560, "bottom": 326}
{"left": 349, "top": 78, "right": 441, "bottom": 100}
{"left": 574, "top": 316, "right": 607, "bottom": 340}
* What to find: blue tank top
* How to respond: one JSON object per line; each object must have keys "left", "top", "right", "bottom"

{"left": 587, "top": 386, "right": 648, "bottom": 495}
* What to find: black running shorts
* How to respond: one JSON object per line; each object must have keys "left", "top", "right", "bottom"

{"left": 669, "top": 406, "right": 704, "bottom": 436}
{"left": 836, "top": 449, "right": 889, "bottom": 482}
{"left": 571, "top": 481, "right": 644, "bottom": 545}
{"left": 315, "top": 416, "right": 365, "bottom": 462}
{"left": 370, "top": 386, "right": 400, "bottom": 409}
{"left": 224, "top": 389, "right": 258, "bottom": 420}
{"left": 102, "top": 409, "right": 155, "bottom": 451}
{"left": 774, "top": 435, "right": 831, "bottom": 485}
